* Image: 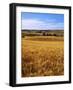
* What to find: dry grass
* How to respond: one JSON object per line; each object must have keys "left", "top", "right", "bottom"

{"left": 21, "top": 36, "right": 64, "bottom": 77}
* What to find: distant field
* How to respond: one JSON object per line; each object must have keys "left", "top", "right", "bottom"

{"left": 23, "top": 36, "right": 64, "bottom": 41}
{"left": 22, "top": 30, "right": 64, "bottom": 37}
{"left": 21, "top": 31, "right": 64, "bottom": 77}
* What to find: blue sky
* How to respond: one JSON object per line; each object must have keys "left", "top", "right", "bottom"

{"left": 21, "top": 12, "right": 64, "bottom": 30}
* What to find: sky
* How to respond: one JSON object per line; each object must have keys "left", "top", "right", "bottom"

{"left": 21, "top": 12, "right": 64, "bottom": 30}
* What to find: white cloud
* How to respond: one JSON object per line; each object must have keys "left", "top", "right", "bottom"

{"left": 22, "top": 19, "right": 64, "bottom": 30}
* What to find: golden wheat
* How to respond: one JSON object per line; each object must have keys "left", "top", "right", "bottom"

{"left": 21, "top": 36, "right": 64, "bottom": 77}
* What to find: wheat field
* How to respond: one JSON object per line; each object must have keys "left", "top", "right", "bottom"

{"left": 21, "top": 36, "right": 64, "bottom": 77}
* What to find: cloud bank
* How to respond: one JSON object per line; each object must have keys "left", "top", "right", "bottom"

{"left": 22, "top": 18, "right": 64, "bottom": 30}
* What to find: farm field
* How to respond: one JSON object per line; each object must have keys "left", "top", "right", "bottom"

{"left": 21, "top": 35, "right": 64, "bottom": 77}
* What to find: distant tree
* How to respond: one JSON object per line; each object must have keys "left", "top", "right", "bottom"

{"left": 22, "top": 34, "right": 25, "bottom": 38}
{"left": 43, "top": 32, "right": 46, "bottom": 36}
{"left": 53, "top": 33, "right": 57, "bottom": 36}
